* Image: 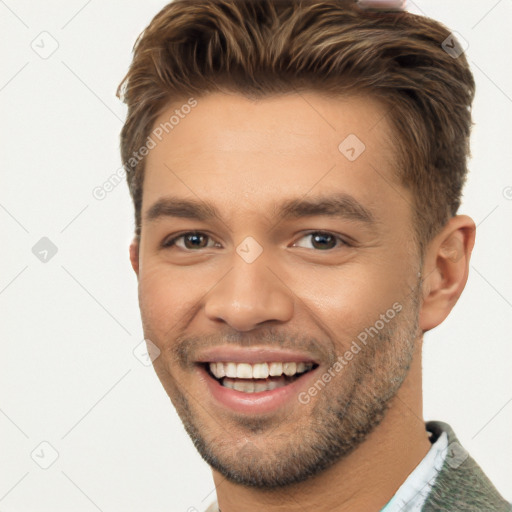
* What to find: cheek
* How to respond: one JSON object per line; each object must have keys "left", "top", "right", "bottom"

{"left": 290, "top": 262, "right": 407, "bottom": 339}
{"left": 138, "top": 260, "right": 227, "bottom": 340}
{"left": 138, "top": 264, "right": 191, "bottom": 337}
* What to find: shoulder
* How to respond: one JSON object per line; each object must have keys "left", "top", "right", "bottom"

{"left": 423, "top": 421, "right": 512, "bottom": 512}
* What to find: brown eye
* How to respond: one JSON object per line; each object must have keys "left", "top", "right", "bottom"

{"left": 162, "top": 232, "right": 218, "bottom": 250}
{"left": 293, "top": 232, "right": 347, "bottom": 251}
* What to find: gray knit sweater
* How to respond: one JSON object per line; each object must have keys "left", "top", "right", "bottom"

{"left": 422, "top": 420, "right": 511, "bottom": 511}
{"left": 204, "top": 420, "right": 511, "bottom": 511}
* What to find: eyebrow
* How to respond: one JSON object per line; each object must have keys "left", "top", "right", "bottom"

{"left": 144, "top": 193, "right": 377, "bottom": 226}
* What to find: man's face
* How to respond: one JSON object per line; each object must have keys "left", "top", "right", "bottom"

{"left": 135, "top": 92, "right": 423, "bottom": 487}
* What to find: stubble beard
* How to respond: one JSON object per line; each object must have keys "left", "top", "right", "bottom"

{"left": 150, "top": 286, "right": 422, "bottom": 489}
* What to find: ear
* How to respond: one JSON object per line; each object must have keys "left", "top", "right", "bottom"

{"left": 419, "top": 215, "right": 476, "bottom": 332}
{"left": 129, "top": 237, "right": 140, "bottom": 277}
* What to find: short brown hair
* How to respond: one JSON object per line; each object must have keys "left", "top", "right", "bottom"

{"left": 116, "top": 0, "right": 475, "bottom": 254}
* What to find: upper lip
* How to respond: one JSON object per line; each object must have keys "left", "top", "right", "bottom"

{"left": 195, "top": 347, "right": 320, "bottom": 365}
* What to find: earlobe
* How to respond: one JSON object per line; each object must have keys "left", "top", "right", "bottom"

{"left": 129, "top": 238, "right": 140, "bottom": 277}
{"left": 418, "top": 215, "right": 476, "bottom": 332}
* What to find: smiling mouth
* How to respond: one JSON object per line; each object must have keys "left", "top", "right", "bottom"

{"left": 203, "top": 361, "right": 319, "bottom": 393}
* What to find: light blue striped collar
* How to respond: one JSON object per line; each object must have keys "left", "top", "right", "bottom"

{"left": 379, "top": 430, "right": 448, "bottom": 511}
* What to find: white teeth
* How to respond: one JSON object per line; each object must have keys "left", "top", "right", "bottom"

{"left": 216, "top": 362, "right": 225, "bottom": 378}
{"left": 209, "top": 362, "right": 226, "bottom": 379}
{"left": 225, "top": 362, "right": 238, "bottom": 378}
{"left": 266, "top": 379, "right": 281, "bottom": 391}
{"left": 222, "top": 376, "right": 289, "bottom": 392}
{"left": 283, "top": 362, "right": 297, "bottom": 376}
{"left": 223, "top": 379, "right": 235, "bottom": 389}
{"left": 208, "top": 361, "right": 314, "bottom": 379}
{"left": 252, "top": 363, "right": 269, "bottom": 378}
{"left": 296, "top": 362, "right": 307, "bottom": 373}
{"left": 253, "top": 380, "right": 269, "bottom": 392}
{"left": 236, "top": 363, "right": 253, "bottom": 379}
{"left": 268, "top": 362, "right": 283, "bottom": 376}
{"left": 232, "top": 380, "right": 254, "bottom": 393}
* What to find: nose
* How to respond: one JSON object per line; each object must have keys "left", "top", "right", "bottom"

{"left": 203, "top": 251, "right": 294, "bottom": 332}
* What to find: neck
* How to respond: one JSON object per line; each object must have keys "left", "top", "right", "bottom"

{"left": 212, "top": 339, "right": 431, "bottom": 512}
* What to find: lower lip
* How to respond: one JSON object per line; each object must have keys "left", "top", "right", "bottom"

{"left": 198, "top": 364, "right": 320, "bottom": 415}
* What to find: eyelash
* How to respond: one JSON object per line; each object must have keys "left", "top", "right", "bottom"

{"left": 161, "top": 231, "right": 350, "bottom": 251}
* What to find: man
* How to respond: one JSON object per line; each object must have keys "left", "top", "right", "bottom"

{"left": 116, "top": 0, "right": 511, "bottom": 510}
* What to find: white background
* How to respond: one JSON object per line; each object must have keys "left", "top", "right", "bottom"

{"left": 1, "top": 0, "right": 511, "bottom": 510}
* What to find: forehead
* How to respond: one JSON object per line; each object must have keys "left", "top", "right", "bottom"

{"left": 142, "top": 91, "right": 408, "bottom": 225}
